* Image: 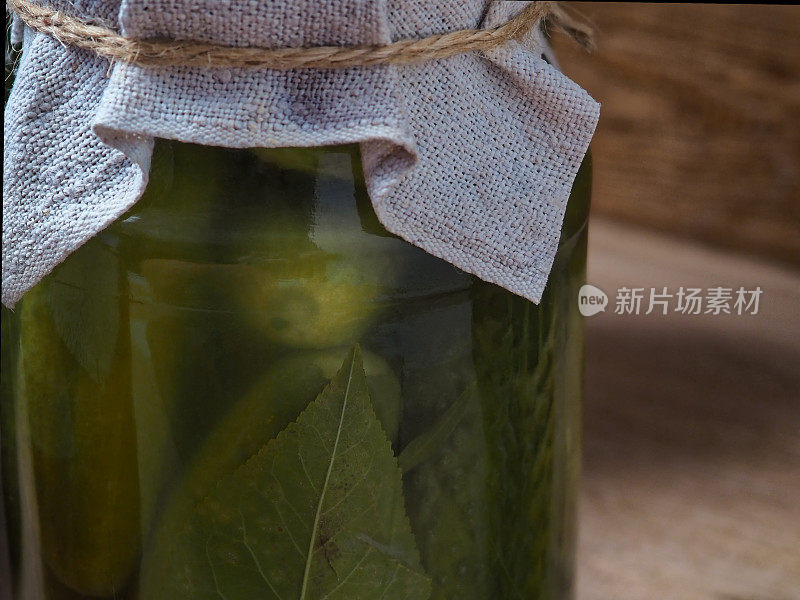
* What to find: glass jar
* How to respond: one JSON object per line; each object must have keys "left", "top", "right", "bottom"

{"left": 1, "top": 141, "right": 590, "bottom": 600}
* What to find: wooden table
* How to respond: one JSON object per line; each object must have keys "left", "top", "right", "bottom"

{"left": 578, "top": 219, "right": 800, "bottom": 600}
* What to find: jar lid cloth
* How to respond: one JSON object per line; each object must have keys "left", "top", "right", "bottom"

{"left": 2, "top": 0, "right": 599, "bottom": 307}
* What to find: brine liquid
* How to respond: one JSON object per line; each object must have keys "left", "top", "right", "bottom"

{"left": 0, "top": 143, "right": 590, "bottom": 600}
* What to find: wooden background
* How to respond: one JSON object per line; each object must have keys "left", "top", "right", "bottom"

{"left": 551, "top": 3, "right": 800, "bottom": 267}
{"left": 579, "top": 219, "right": 800, "bottom": 600}
{"left": 550, "top": 6, "right": 800, "bottom": 598}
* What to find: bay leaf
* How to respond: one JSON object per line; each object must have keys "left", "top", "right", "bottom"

{"left": 139, "top": 345, "right": 430, "bottom": 600}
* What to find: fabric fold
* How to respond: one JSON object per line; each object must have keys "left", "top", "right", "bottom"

{"left": 2, "top": 0, "right": 599, "bottom": 308}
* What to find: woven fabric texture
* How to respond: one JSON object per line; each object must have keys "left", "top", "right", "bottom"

{"left": 2, "top": 0, "right": 599, "bottom": 308}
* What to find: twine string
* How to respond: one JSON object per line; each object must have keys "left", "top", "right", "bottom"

{"left": 6, "top": 0, "right": 592, "bottom": 70}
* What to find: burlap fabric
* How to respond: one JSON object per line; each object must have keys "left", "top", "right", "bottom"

{"left": 2, "top": 0, "right": 599, "bottom": 307}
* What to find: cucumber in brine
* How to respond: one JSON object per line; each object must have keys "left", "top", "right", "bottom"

{"left": 19, "top": 251, "right": 142, "bottom": 597}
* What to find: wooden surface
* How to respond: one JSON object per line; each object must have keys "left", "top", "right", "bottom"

{"left": 551, "top": 3, "right": 800, "bottom": 267}
{"left": 578, "top": 218, "right": 800, "bottom": 600}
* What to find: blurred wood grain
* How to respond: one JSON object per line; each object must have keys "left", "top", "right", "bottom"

{"left": 551, "top": 3, "right": 800, "bottom": 266}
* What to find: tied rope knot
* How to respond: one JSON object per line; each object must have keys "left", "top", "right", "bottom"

{"left": 6, "top": 0, "right": 593, "bottom": 70}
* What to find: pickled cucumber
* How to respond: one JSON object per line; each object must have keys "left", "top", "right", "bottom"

{"left": 121, "top": 142, "right": 227, "bottom": 251}
{"left": 19, "top": 282, "right": 141, "bottom": 597}
{"left": 140, "top": 258, "right": 282, "bottom": 462}
{"left": 128, "top": 272, "right": 181, "bottom": 547}
{"left": 1, "top": 305, "right": 22, "bottom": 583}
{"left": 2, "top": 141, "right": 590, "bottom": 599}
{"left": 235, "top": 146, "right": 385, "bottom": 349}
{"left": 141, "top": 258, "right": 257, "bottom": 311}
{"left": 249, "top": 146, "right": 321, "bottom": 175}
{"left": 240, "top": 256, "right": 381, "bottom": 349}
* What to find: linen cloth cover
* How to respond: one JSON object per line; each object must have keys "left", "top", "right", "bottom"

{"left": 2, "top": 0, "right": 600, "bottom": 308}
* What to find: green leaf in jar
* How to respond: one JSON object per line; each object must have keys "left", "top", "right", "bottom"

{"left": 152, "top": 346, "right": 402, "bottom": 529}
{"left": 46, "top": 238, "right": 120, "bottom": 383}
{"left": 139, "top": 345, "right": 430, "bottom": 600}
{"left": 397, "top": 385, "right": 472, "bottom": 474}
